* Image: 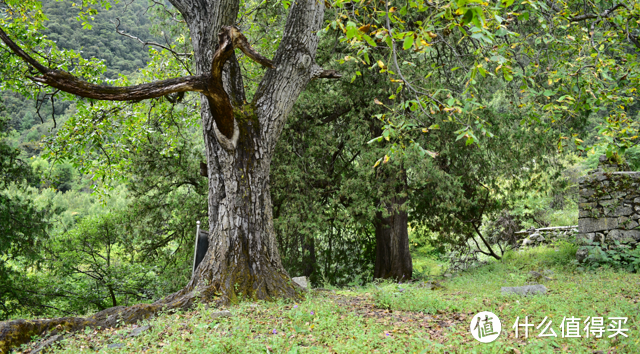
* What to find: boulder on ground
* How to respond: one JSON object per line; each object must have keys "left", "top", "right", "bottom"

{"left": 292, "top": 276, "right": 308, "bottom": 289}
{"left": 501, "top": 284, "right": 547, "bottom": 296}
{"left": 211, "top": 310, "right": 232, "bottom": 319}
{"left": 128, "top": 324, "right": 151, "bottom": 338}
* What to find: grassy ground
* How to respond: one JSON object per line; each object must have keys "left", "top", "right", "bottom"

{"left": 18, "top": 243, "right": 640, "bottom": 353}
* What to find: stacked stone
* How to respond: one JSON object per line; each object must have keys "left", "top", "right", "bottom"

{"left": 576, "top": 155, "right": 640, "bottom": 260}
{"left": 519, "top": 226, "right": 578, "bottom": 247}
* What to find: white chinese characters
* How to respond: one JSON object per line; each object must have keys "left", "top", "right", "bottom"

{"left": 512, "top": 316, "right": 629, "bottom": 338}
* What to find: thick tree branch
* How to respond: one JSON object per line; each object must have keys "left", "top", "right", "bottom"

{"left": 317, "top": 69, "right": 342, "bottom": 79}
{"left": 0, "top": 27, "right": 48, "bottom": 73}
{"left": 31, "top": 72, "right": 208, "bottom": 100}
{"left": 0, "top": 25, "right": 275, "bottom": 145}
{"left": 207, "top": 26, "right": 275, "bottom": 143}
{"left": 0, "top": 26, "right": 208, "bottom": 100}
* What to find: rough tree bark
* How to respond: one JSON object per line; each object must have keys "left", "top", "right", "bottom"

{"left": 373, "top": 168, "right": 413, "bottom": 281}
{"left": 0, "top": 0, "right": 339, "bottom": 351}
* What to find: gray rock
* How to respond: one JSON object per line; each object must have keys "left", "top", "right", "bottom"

{"left": 599, "top": 199, "right": 617, "bottom": 207}
{"left": 501, "top": 285, "right": 547, "bottom": 296}
{"left": 128, "top": 325, "right": 151, "bottom": 338}
{"left": 576, "top": 247, "right": 590, "bottom": 262}
{"left": 211, "top": 310, "right": 232, "bottom": 319}
{"left": 107, "top": 343, "right": 124, "bottom": 349}
{"left": 579, "top": 209, "right": 594, "bottom": 218}
{"left": 612, "top": 206, "right": 634, "bottom": 217}
{"left": 609, "top": 230, "right": 640, "bottom": 243}
{"left": 528, "top": 271, "right": 552, "bottom": 281}
{"left": 32, "top": 335, "right": 63, "bottom": 353}
{"left": 522, "top": 238, "right": 533, "bottom": 247}
{"left": 579, "top": 218, "right": 618, "bottom": 233}
{"left": 579, "top": 188, "right": 594, "bottom": 197}
{"left": 576, "top": 232, "right": 595, "bottom": 245}
{"left": 625, "top": 220, "right": 639, "bottom": 229}
{"left": 292, "top": 276, "right": 308, "bottom": 289}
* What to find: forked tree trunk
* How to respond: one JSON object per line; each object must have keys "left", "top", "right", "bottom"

{"left": 373, "top": 169, "right": 413, "bottom": 281}
{"left": 0, "top": 0, "right": 334, "bottom": 351}
{"left": 180, "top": 0, "right": 326, "bottom": 302}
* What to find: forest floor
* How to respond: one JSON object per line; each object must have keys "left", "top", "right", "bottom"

{"left": 16, "top": 244, "right": 640, "bottom": 354}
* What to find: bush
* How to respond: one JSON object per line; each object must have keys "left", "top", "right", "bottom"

{"left": 581, "top": 241, "right": 640, "bottom": 273}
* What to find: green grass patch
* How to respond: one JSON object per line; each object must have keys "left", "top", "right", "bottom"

{"left": 22, "top": 245, "right": 640, "bottom": 354}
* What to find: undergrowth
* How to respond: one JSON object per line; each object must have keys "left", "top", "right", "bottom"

{"left": 16, "top": 244, "right": 640, "bottom": 354}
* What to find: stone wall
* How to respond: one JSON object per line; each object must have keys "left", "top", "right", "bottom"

{"left": 576, "top": 157, "right": 640, "bottom": 261}
{"left": 516, "top": 226, "right": 578, "bottom": 247}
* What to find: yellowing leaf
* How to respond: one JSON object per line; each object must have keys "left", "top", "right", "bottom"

{"left": 383, "top": 155, "right": 390, "bottom": 163}
{"left": 374, "top": 98, "right": 383, "bottom": 105}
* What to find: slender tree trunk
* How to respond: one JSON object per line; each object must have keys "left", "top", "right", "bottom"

{"left": 373, "top": 171, "right": 413, "bottom": 281}
{"left": 302, "top": 235, "right": 317, "bottom": 279}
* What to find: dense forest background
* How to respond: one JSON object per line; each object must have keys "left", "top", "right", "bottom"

{"left": 2, "top": 0, "right": 640, "bottom": 322}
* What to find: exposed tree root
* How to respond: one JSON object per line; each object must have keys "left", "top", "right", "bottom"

{"left": 0, "top": 286, "right": 204, "bottom": 353}
{"left": 0, "top": 278, "right": 304, "bottom": 353}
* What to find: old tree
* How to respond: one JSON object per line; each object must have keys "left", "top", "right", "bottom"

{"left": 0, "top": 0, "right": 340, "bottom": 349}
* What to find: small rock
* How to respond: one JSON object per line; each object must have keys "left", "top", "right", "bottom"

{"left": 107, "top": 343, "right": 124, "bottom": 349}
{"left": 576, "top": 247, "right": 590, "bottom": 262}
{"left": 501, "top": 284, "right": 547, "bottom": 296}
{"left": 128, "top": 325, "right": 151, "bottom": 338}
{"left": 32, "top": 334, "right": 63, "bottom": 353}
{"left": 211, "top": 310, "right": 232, "bottom": 319}
{"left": 522, "top": 238, "right": 533, "bottom": 247}
{"left": 292, "top": 276, "right": 308, "bottom": 289}
{"left": 528, "top": 271, "right": 552, "bottom": 281}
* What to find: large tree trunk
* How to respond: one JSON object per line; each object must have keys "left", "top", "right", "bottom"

{"left": 0, "top": 0, "right": 331, "bottom": 350}
{"left": 180, "top": 0, "right": 325, "bottom": 302}
{"left": 373, "top": 170, "right": 413, "bottom": 281}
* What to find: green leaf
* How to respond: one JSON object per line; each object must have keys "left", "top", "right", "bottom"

{"left": 363, "top": 34, "right": 377, "bottom": 47}
{"left": 403, "top": 35, "right": 414, "bottom": 50}
{"left": 385, "top": 36, "right": 393, "bottom": 48}
{"left": 501, "top": 0, "right": 514, "bottom": 7}
{"left": 462, "top": 10, "right": 473, "bottom": 25}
